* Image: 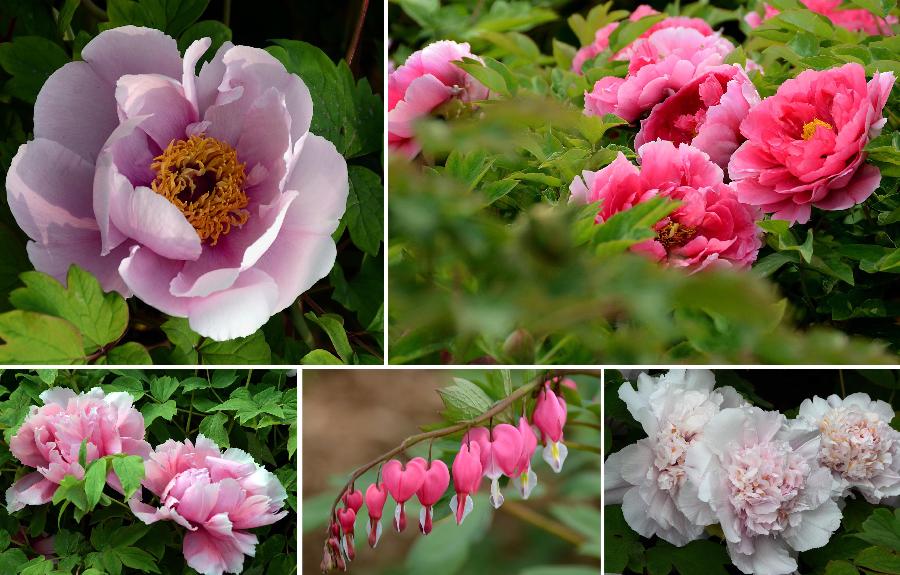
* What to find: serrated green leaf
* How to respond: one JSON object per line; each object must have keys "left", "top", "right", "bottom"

{"left": 437, "top": 378, "right": 494, "bottom": 422}
{"left": 346, "top": 165, "right": 384, "bottom": 256}
{"left": 0, "top": 311, "right": 85, "bottom": 364}
{"left": 84, "top": 457, "right": 107, "bottom": 510}
{"left": 111, "top": 456, "right": 145, "bottom": 500}
{"left": 199, "top": 331, "right": 271, "bottom": 364}
{"left": 150, "top": 376, "right": 179, "bottom": 402}
{"left": 198, "top": 412, "right": 230, "bottom": 449}
{"left": 141, "top": 400, "right": 177, "bottom": 426}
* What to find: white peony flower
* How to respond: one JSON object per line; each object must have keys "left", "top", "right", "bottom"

{"left": 605, "top": 369, "right": 745, "bottom": 545}
{"left": 792, "top": 393, "right": 900, "bottom": 503}
{"left": 687, "top": 406, "right": 842, "bottom": 575}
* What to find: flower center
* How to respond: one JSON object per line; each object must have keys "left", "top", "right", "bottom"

{"left": 801, "top": 118, "right": 832, "bottom": 140}
{"left": 657, "top": 222, "right": 697, "bottom": 251}
{"left": 726, "top": 442, "right": 809, "bottom": 536}
{"left": 654, "top": 423, "right": 695, "bottom": 491}
{"left": 151, "top": 134, "right": 249, "bottom": 246}
{"left": 819, "top": 407, "right": 893, "bottom": 481}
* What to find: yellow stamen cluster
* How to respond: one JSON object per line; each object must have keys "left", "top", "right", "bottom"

{"left": 801, "top": 118, "right": 832, "bottom": 141}
{"left": 657, "top": 222, "right": 698, "bottom": 251}
{"left": 151, "top": 134, "right": 249, "bottom": 245}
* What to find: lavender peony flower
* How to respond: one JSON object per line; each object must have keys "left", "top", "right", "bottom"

{"left": 792, "top": 393, "right": 900, "bottom": 503}
{"left": 6, "top": 387, "right": 151, "bottom": 512}
{"left": 129, "top": 434, "right": 287, "bottom": 575}
{"left": 687, "top": 406, "right": 842, "bottom": 575}
{"left": 605, "top": 369, "right": 746, "bottom": 546}
{"left": 6, "top": 26, "right": 348, "bottom": 340}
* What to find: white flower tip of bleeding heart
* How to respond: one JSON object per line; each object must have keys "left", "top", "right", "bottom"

{"left": 489, "top": 478, "right": 505, "bottom": 509}
{"left": 449, "top": 493, "right": 474, "bottom": 525}
{"left": 366, "top": 519, "right": 383, "bottom": 548}
{"left": 543, "top": 441, "right": 568, "bottom": 473}
{"left": 513, "top": 467, "right": 538, "bottom": 499}
{"left": 393, "top": 503, "right": 402, "bottom": 532}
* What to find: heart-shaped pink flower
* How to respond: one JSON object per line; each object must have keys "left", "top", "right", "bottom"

{"left": 364, "top": 482, "right": 388, "bottom": 548}
{"left": 342, "top": 487, "right": 363, "bottom": 513}
{"left": 450, "top": 442, "right": 482, "bottom": 525}
{"left": 416, "top": 460, "right": 450, "bottom": 535}
{"left": 336, "top": 507, "right": 357, "bottom": 560}
{"left": 382, "top": 458, "right": 426, "bottom": 532}
{"left": 512, "top": 416, "right": 539, "bottom": 499}
{"left": 463, "top": 424, "right": 524, "bottom": 508}
{"left": 533, "top": 384, "right": 569, "bottom": 473}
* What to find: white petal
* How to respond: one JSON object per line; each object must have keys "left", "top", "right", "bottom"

{"left": 489, "top": 477, "right": 504, "bottom": 509}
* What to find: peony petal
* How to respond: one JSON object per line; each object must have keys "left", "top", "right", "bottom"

{"left": 182, "top": 37, "right": 213, "bottom": 117}
{"left": 115, "top": 74, "right": 196, "bottom": 149}
{"left": 118, "top": 246, "right": 190, "bottom": 316}
{"left": 186, "top": 268, "right": 279, "bottom": 341}
{"left": 81, "top": 25, "right": 182, "bottom": 85}
{"left": 6, "top": 472, "right": 56, "bottom": 512}
{"left": 282, "top": 133, "right": 349, "bottom": 235}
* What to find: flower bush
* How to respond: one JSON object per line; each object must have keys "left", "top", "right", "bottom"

{"left": 606, "top": 368, "right": 900, "bottom": 575}
{"left": 303, "top": 370, "right": 601, "bottom": 574}
{"left": 0, "top": 369, "right": 297, "bottom": 574}
{"left": 388, "top": 0, "right": 900, "bottom": 364}
{"left": 0, "top": 0, "right": 383, "bottom": 365}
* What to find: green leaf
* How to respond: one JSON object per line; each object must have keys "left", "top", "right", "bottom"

{"left": 758, "top": 220, "right": 814, "bottom": 263}
{"left": 57, "top": 0, "right": 81, "bottom": 37}
{"left": 0, "top": 548, "right": 27, "bottom": 573}
{"left": 111, "top": 455, "right": 145, "bottom": 499}
{"left": 10, "top": 266, "right": 129, "bottom": 352}
{"left": 102, "top": 342, "right": 153, "bottom": 365}
{"left": 305, "top": 312, "right": 353, "bottom": 363}
{"left": 199, "top": 331, "right": 271, "bottom": 364}
{"left": 0, "top": 37, "right": 69, "bottom": 103}
{"left": 582, "top": 197, "right": 678, "bottom": 257}
{"left": 454, "top": 57, "right": 510, "bottom": 96}
{"left": 52, "top": 475, "right": 87, "bottom": 511}
{"left": 267, "top": 40, "right": 381, "bottom": 158}
{"left": 178, "top": 20, "right": 232, "bottom": 65}
{"left": 346, "top": 166, "right": 384, "bottom": 256}
{"left": 847, "top": 0, "right": 896, "bottom": 18}
{"left": 36, "top": 369, "right": 57, "bottom": 385}
{"left": 609, "top": 13, "right": 667, "bottom": 52}
{"left": 198, "top": 413, "right": 230, "bottom": 449}
{"left": 548, "top": 505, "right": 600, "bottom": 540}
{"left": 113, "top": 547, "right": 159, "bottom": 573}
{"left": 161, "top": 317, "right": 201, "bottom": 353}
{"left": 855, "top": 546, "right": 900, "bottom": 573}
{"left": 518, "top": 568, "right": 603, "bottom": 575}
{"left": 0, "top": 311, "right": 85, "bottom": 364}
{"left": 18, "top": 557, "right": 55, "bottom": 575}
{"left": 150, "top": 376, "right": 179, "bottom": 402}
{"left": 857, "top": 509, "right": 900, "bottom": 552}
{"left": 300, "top": 349, "right": 343, "bottom": 364}
{"left": 84, "top": 458, "right": 108, "bottom": 510}
{"left": 141, "top": 400, "right": 177, "bottom": 426}
{"left": 825, "top": 560, "right": 860, "bottom": 575}
{"left": 437, "top": 377, "right": 494, "bottom": 422}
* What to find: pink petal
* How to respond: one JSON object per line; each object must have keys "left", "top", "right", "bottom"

{"left": 183, "top": 528, "right": 256, "bottom": 575}
{"left": 118, "top": 246, "right": 190, "bottom": 317}
{"left": 282, "top": 133, "right": 349, "bottom": 235}
{"left": 115, "top": 73, "right": 196, "bottom": 149}
{"left": 26, "top": 237, "right": 132, "bottom": 296}
{"left": 82, "top": 25, "right": 182, "bottom": 85}
{"left": 185, "top": 268, "right": 279, "bottom": 341}
{"left": 6, "top": 472, "right": 56, "bottom": 512}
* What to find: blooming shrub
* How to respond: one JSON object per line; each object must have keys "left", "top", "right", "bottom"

{"left": 0, "top": 369, "right": 296, "bottom": 574}
{"left": 303, "top": 370, "right": 601, "bottom": 574}
{"left": 388, "top": 0, "right": 900, "bottom": 364}
{"left": 0, "top": 0, "right": 383, "bottom": 365}
{"left": 606, "top": 368, "right": 900, "bottom": 575}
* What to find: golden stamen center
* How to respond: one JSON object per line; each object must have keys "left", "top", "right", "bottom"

{"left": 151, "top": 134, "right": 249, "bottom": 245}
{"left": 801, "top": 118, "right": 832, "bottom": 141}
{"left": 657, "top": 222, "right": 697, "bottom": 251}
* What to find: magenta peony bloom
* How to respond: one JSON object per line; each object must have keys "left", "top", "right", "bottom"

{"left": 388, "top": 40, "right": 489, "bottom": 157}
{"left": 129, "top": 434, "right": 287, "bottom": 575}
{"left": 584, "top": 27, "right": 735, "bottom": 122}
{"left": 635, "top": 65, "right": 760, "bottom": 169}
{"left": 571, "top": 140, "right": 763, "bottom": 270}
{"left": 728, "top": 63, "right": 895, "bottom": 224}
{"left": 6, "top": 26, "right": 348, "bottom": 341}
{"left": 6, "top": 387, "right": 150, "bottom": 513}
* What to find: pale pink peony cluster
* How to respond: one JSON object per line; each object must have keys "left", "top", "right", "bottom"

{"left": 6, "top": 26, "right": 348, "bottom": 341}
{"left": 570, "top": 140, "right": 763, "bottom": 270}
{"left": 388, "top": 40, "right": 489, "bottom": 157}
{"left": 729, "top": 63, "right": 894, "bottom": 224}
{"left": 606, "top": 370, "right": 900, "bottom": 575}
{"left": 129, "top": 434, "right": 287, "bottom": 575}
{"left": 6, "top": 387, "right": 151, "bottom": 512}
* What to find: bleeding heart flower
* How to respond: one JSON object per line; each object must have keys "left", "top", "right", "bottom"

{"left": 450, "top": 442, "right": 482, "bottom": 525}
{"left": 463, "top": 425, "right": 524, "bottom": 508}
{"left": 382, "top": 458, "right": 427, "bottom": 532}
{"left": 534, "top": 384, "right": 569, "bottom": 473}
{"left": 364, "top": 482, "right": 388, "bottom": 548}
{"left": 416, "top": 459, "right": 450, "bottom": 534}
{"left": 512, "top": 416, "right": 539, "bottom": 499}
{"left": 342, "top": 487, "right": 363, "bottom": 513}
{"left": 336, "top": 507, "right": 357, "bottom": 561}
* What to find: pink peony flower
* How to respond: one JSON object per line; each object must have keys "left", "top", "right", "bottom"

{"left": 606, "top": 370, "right": 745, "bottom": 546}
{"left": 635, "top": 65, "right": 761, "bottom": 169}
{"left": 584, "top": 27, "right": 735, "bottom": 122}
{"left": 129, "top": 434, "right": 287, "bottom": 575}
{"left": 450, "top": 441, "right": 482, "bottom": 525}
{"left": 745, "top": 1, "right": 896, "bottom": 35}
{"left": 6, "top": 387, "right": 150, "bottom": 513}
{"left": 5, "top": 26, "right": 348, "bottom": 341}
{"left": 792, "top": 393, "right": 900, "bottom": 503}
{"left": 388, "top": 41, "right": 489, "bottom": 157}
{"left": 364, "top": 482, "right": 387, "bottom": 548}
{"left": 570, "top": 140, "right": 763, "bottom": 270}
{"left": 728, "top": 63, "right": 894, "bottom": 224}
{"left": 463, "top": 424, "right": 524, "bottom": 508}
{"left": 687, "top": 406, "right": 842, "bottom": 575}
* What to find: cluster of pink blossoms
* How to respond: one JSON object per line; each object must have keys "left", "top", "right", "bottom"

{"left": 744, "top": 0, "right": 897, "bottom": 35}
{"left": 321, "top": 379, "right": 571, "bottom": 572}
{"left": 5, "top": 388, "right": 286, "bottom": 575}
{"left": 606, "top": 370, "right": 900, "bottom": 575}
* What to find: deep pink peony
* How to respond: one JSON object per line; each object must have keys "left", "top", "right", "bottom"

{"left": 129, "top": 434, "right": 287, "bottom": 575}
{"left": 745, "top": 1, "right": 896, "bottom": 35}
{"left": 635, "top": 65, "right": 760, "bottom": 169}
{"left": 6, "top": 26, "right": 348, "bottom": 341}
{"left": 571, "top": 140, "right": 762, "bottom": 270}
{"left": 6, "top": 387, "right": 150, "bottom": 513}
{"left": 584, "top": 27, "right": 735, "bottom": 122}
{"left": 388, "top": 40, "right": 489, "bottom": 157}
{"left": 728, "top": 63, "right": 894, "bottom": 224}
